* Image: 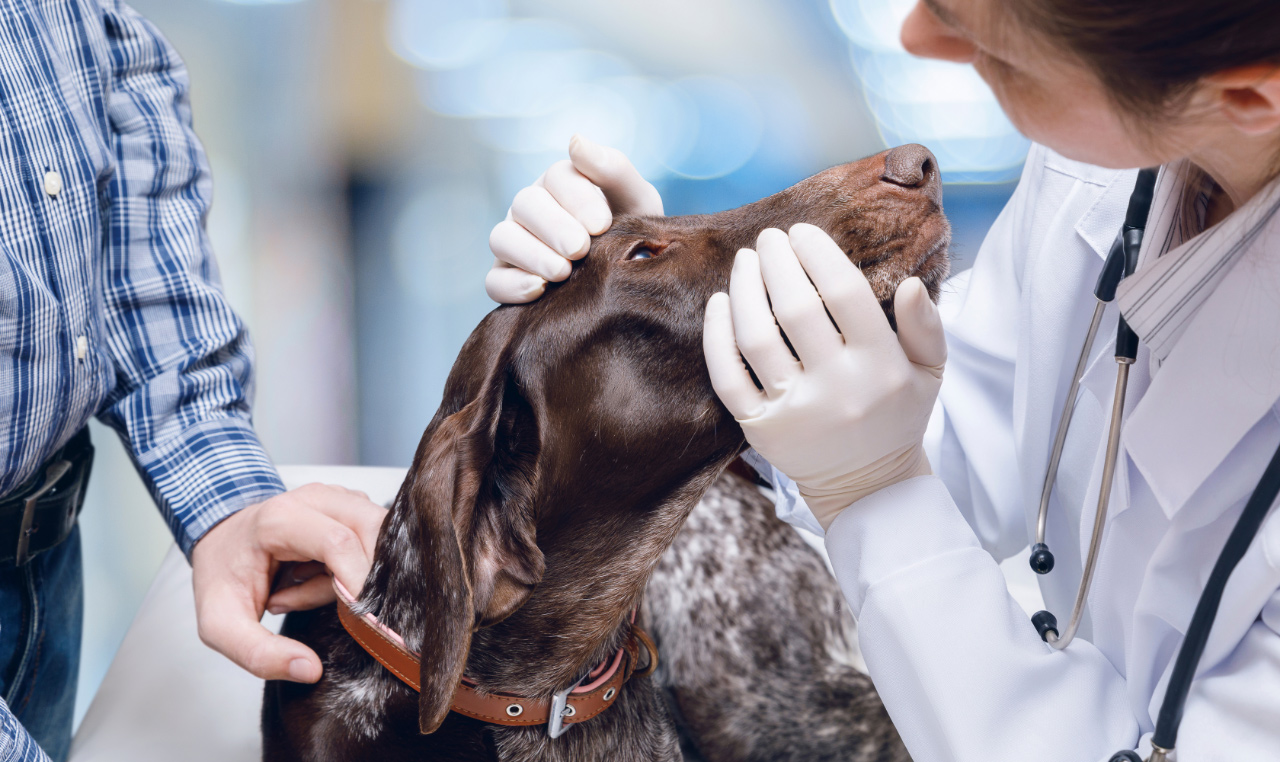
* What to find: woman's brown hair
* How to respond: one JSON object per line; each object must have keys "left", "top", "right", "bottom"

{"left": 1007, "top": 1, "right": 1280, "bottom": 118}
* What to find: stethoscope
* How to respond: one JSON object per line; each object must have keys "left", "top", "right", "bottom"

{"left": 1024, "top": 167, "right": 1280, "bottom": 762}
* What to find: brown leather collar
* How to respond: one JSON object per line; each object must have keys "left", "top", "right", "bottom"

{"left": 334, "top": 581, "right": 657, "bottom": 736}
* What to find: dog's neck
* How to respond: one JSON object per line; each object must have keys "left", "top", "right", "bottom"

{"left": 365, "top": 463, "right": 728, "bottom": 699}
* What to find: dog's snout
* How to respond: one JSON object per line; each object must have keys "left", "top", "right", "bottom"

{"left": 880, "top": 144, "right": 939, "bottom": 192}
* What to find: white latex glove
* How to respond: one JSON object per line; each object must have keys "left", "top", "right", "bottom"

{"left": 486, "top": 135, "right": 664, "bottom": 303}
{"left": 703, "top": 224, "right": 946, "bottom": 530}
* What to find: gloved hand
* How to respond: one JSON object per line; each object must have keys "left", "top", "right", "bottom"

{"left": 486, "top": 135, "right": 664, "bottom": 304}
{"left": 703, "top": 224, "right": 946, "bottom": 530}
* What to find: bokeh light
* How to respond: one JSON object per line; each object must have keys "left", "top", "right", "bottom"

{"left": 387, "top": 0, "right": 510, "bottom": 70}
{"left": 389, "top": 0, "right": 771, "bottom": 189}
{"left": 830, "top": 0, "right": 1030, "bottom": 182}
{"left": 659, "top": 77, "right": 764, "bottom": 180}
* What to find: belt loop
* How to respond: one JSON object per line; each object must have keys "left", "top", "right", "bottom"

{"left": 15, "top": 460, "right": 72, "bottom": 566}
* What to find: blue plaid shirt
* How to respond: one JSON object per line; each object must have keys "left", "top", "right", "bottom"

{"left": 0, "top": 1, "right": 285, "bottom": 755}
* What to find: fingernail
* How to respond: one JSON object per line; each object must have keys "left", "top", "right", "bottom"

{"left": 551, "top": 258, "right": 572, "bottom": 281}
{"left": 569, "top": 134, "right": 598, "bottom": 161}
{"left": 268, "top": 604, "right": 288, "bottom": 615}
{"left": 289, "top": 658, "right": 318, "bottom": 682}
{"left": 583, "top": 217, "right": 611, "bottom": 237}
{"left": 521, "top": 276, "right": 547, "bottom": 301}
{"left": 568, "top": 230, "right": 591, "bottom": 259}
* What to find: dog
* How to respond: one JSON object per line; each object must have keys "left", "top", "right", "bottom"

{"left": 262, "top": 143, "right": 949, "bottom": 762}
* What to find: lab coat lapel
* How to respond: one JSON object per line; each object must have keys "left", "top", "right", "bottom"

{"left": 1015, "top": 164, "right": 1139, "bottom": 503}
{"left": 1122, "top": 239, "right": 1280, "bottom": 519}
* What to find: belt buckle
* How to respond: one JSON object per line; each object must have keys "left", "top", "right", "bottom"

{"left": 547, "top": 674, "right": 586, "bottom": 740}
{"left": 15, "top": 460, "right": 72, "bottom": 566}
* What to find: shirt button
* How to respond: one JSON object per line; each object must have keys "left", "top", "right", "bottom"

{"left": 44, "top": 170, "right": 63, "bottom": 198}
{"left": 75, "top": 335, "right": 88, "bottom": 360}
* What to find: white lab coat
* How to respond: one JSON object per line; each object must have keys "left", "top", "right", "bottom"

{"left": 771, "top": 144, "right": 1280, "bottom": 761}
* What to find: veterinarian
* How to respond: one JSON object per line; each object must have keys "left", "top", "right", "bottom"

{"left": 485, "top": 0, "right": 1280, "bottom": 759}
{"left": 0, "top": 3, "right": 387, "bottom": 760}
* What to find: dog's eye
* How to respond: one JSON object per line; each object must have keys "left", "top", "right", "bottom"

{"left": 628, "top": 247, "right": 656, "bottom": 261}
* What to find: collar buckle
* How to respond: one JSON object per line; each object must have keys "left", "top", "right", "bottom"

{"left": 547, "top": 674, "right": 586, "bottom": 739}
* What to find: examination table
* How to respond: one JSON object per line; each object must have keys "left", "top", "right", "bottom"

{"left": 68, "top": 466, "right": 408, "bottom": 762}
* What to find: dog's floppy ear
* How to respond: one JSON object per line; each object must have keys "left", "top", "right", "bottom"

{"left": 401, "top": 349, "right": 544, "bottom": 734}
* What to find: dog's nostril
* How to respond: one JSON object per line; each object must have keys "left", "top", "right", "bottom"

{"left": 881, "top": 143, "right": 938, "bottom": 189}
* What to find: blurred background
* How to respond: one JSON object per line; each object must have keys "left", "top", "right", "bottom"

{"left": 74, "top": 0, "right": 1029, "bottom": 725}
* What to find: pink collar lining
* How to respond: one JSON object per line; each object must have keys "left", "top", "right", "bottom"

{"left": 332, "top": 578, "right": 628, "bottom": 695}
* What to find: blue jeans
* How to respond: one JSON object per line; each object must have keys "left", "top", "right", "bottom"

{"left": 0, "top": 527, "right": 82, "bottom": 762}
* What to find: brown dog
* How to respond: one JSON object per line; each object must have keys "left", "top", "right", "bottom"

{"left": 262, "top": 144, "right": 949, "bottom": 762}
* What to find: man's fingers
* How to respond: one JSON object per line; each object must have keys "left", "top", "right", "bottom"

{"left": 510, "top": 185, "right": 592, "bottom": 259}
{"left": 542, "top": 159, "right": 614, "bottom": 237}
{"left": 895, "top": 277, "right": 947, "bottom": 375}
{"left": 257, "top": 506, "right": 372, "bottom": 598}
{"left": 486, "top": 261, "right": 547, "bottom": 304}
{"left": 295, "top": 485, "right": 389, "bottom": 560}
{"left": 703, "top": 292, "right": 766, "bottom": 419}
{"left": 197, "top": 583, "right": 323, "bottom": 683}
{"left": 756, "top": 228, "right": 843, "bottom": 363}
{"left": 787, "top": 224, "right": 887, "bottom": 341}
{"left": 489, "top": 219, "right": 573, "bottom": 282}
{"left": 729, "top": 248, "right": 800, "bottom": 396}
{"left": 568, "top": 135, "right": 663, "bottom": 218}
{"left": 267, "top": 574, "right": 336, "bottom": 615}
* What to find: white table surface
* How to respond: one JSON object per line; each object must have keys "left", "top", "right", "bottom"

{"left": 68, "top": 466, "right": 407, "bottom": 762}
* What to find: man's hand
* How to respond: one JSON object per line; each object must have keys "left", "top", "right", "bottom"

{"left": 190, "top": 484, "right": 388, "bottom": 683}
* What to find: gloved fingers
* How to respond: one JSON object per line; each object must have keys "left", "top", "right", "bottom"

{"left": 756, "top": 228, "right": 843, "bottom": 363}
{"left": 894, "top": 277, "right": 947, "bottom": 376}
{"left": 704, "top": 292, "right": 766, "bottom": 419}
{"left": 510, "top": 185, "right": 592, "bottom": 260}
{"left": 542, "top": 159, "right": 614, "bottom": 237}
{"left": 568, "top": 134, "right": 664, "bottom": 218}
{"left": 787, "top": 223, "right": 889, "bottom": 342}
{"left": 489, "top": 219, "right": 574, "bottom": 282}
{"left": 729, "top": 248, "right": 801, "bottom": 395}
{"left": 485, "top": 260, "right": 548, "bottom": 304}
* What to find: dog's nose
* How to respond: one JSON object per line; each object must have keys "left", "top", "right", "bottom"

{"left": 881, "top": 144, "right": 939, "bottom": 190}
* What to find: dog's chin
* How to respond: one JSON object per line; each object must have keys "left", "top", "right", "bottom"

{"left": 915, "top": 245, "right": 951, "bottom": 299}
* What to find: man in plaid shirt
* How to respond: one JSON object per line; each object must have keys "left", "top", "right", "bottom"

{"left": 0, "top": 2, "right": 387, "bottom": 759}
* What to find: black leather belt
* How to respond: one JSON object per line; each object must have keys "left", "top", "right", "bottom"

{"left": 0, "top": 428, "right": 94, "bottom": 566}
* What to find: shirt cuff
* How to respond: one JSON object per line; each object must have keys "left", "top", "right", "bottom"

{"left": 0, "top": 707, "right": 51, "bottom": 762}
{"left": 823, "top": 474, "right": 982, "bottom": 615}
{"left": 133, "top": 417, "right": 286, "bottom": 556}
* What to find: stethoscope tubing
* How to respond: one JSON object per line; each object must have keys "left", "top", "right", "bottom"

{"left": 1044, "top": 358, "right": 1132, "bottom": 651}
{"left": 1035, "top": 299, "right": 1107, "bottom": 549}
{"left": 1150, "top": 439, "right": 1280, "bottom": 751}
{"left": 1029, "top": 167, "right": 1280, "bottom": 761}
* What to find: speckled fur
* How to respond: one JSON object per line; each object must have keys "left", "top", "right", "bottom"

{"left": 264, "top": 149, "right": 944, "bottom": 761}
{"left": 646, "top": 474, "right": 909, "bottom": 762}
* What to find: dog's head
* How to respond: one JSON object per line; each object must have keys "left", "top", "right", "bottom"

{"left": 369, "top": 144, "right": 950, "bottom": 733}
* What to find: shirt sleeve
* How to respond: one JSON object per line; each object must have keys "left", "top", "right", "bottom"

{"left": 825, "top": 475, "right": 1139, "bottom": 761}
{"left": 0, "top": 706, "right": 50, "bottom": 762}
{"left": 918, "top": 153, "right": 1029, "bottom": 562}
{"left": 94, "top": 0, "right": 285, "bottom": 555}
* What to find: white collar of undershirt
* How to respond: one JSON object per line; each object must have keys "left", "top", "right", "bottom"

{"left": 1116, "top": 160, "right": 1280, "bottom": 362}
